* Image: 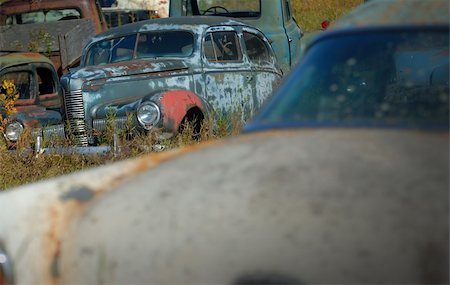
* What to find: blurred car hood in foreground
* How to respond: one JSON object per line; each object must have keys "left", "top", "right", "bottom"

{"left": 0, "top": 128, "right": 447, "bottom": 284}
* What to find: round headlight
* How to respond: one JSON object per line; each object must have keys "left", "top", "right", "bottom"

{"left": 0, "top": 248, "right": 14, "bottom": 285}
{"left": 5, "top": 121, "right": 24, "bottom": 142}
{"left": 137, "top": 102, "right": 161, "bottom": 130}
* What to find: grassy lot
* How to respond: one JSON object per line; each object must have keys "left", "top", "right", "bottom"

{"left": 0, "top": 118, "right": 239, "bottom": 189}
{"left": 0, "top": 0, "right": 362, "bottom": 190}
{"left": 293, "top": 0, "right": 363, "bottom": 32}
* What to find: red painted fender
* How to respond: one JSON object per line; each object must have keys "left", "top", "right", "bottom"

{"left": 159, "top": 90, "right": 206, "bottom": 133}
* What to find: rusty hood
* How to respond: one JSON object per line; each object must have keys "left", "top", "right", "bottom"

{"left": 9, "top": 106, "right": 63, "bottom": 127}
{"left": 0, "top": 129, "right": 448, "bottom": 284}
{"left": 70, "top": 58, "right": 190, "bottom": 81}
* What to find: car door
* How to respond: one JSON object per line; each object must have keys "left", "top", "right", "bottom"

{"left": 201, "top": 26, "right": 254, "bottom": 121}
{"left": 35, "top": 63, "right": 63, "bottom": 114}
{"left": 242, "top": 28, "right": 283, "bottom": 116}
{"left": 0, "top": 63, "right": 62, "bottom": 126}
{"left": 282, "top": 0, "right": 302, "bottom": 68}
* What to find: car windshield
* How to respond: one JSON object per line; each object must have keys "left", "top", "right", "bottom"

{"left": 259, "top": 29, "right": 449, "bottom": 129}
{"left": 85, "top": 31, "right": 194, "bottom": 66}
{"left": 196, "top": 0, "right": 260, "bottom": 17}
{"left": 0, "top": 71, "right": 32, "bottom": 100}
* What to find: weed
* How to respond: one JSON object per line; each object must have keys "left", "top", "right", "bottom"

{"left": 0, "top": 79, "right": 19, "bottom": 133}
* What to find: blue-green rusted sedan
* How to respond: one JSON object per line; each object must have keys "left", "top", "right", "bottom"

{"left": 61, "top": 17, "right": 282, "bottom": 146}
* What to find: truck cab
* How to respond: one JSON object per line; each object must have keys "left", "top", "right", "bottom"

{"left": 0, "top": 52, "right": 65, "bottom": 147}
{"left": 169, "top": 0, "right": 302, "bottom": 74}
{"left": 0, "top": 0, "right": 108, "bottom": 75}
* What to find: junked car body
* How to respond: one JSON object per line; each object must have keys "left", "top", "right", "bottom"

{"left": 0, "top": 52, "right": 65, "bottom": 147}
{"left": 0, "top": 0, "right": 108, "bottom": 75}
{"left": 169, "top": 0, "right": 303, "bottom": 74}
{"left": 61, "top": 17, "right": 282, "bottom": 146}
{"left": 0, "top": 0, "right": 448, "bottom": 284}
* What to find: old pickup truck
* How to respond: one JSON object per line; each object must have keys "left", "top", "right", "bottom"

{"left": 0, "top": 52, "right": 65, "bottom": 148}
{"left": 169, "top": 0, "right": 303, "bottom": 74}
{"left": 0, "top": 0, "right": 107, "bottom": 75}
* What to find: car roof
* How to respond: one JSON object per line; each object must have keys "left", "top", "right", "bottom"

{"left": 91, "top": 16, "right": 248, "bottom": 41}
{"left": 0, "top": 52, "right": 53, "bottom": 70}
{"left": 331, "top": 0, "right": 449, "bottom": 30}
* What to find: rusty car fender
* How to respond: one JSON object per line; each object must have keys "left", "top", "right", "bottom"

{"left": 157, "top": 89, "right": 209, "bottom": 133}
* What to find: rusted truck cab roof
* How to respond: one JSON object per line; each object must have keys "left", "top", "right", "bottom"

{"left": 0, "top": 52, "right": 54, "bottom": 70}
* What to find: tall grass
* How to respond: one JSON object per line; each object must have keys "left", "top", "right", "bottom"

{"left": 0, "top": 114, "right": 241, "bottom": 189}
{"left": 292, "top": 0, "right": 363, "bottom": 32}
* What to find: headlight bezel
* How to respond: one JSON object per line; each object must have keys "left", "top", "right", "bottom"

{"left": 4, "top": 121, "right": 24, "bottom": 142}
{"left": 0, "top": 247, "right": 14, "bottom": 285}
{"left": 136, "top": 101, "right": 161, "bottom": 130}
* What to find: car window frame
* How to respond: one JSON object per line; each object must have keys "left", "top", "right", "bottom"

{"left": 241, "top": 27, "right": 277, "bottom": 68}
{"left": 0, "top": 65, "right": 36, "bottom": 105}
{"left": 5, "top": 7, "right": 83, "bottom": 24}
{"left": 202, "top": 26, "right": 244, "bottom": 66}
{"left": 135, "top": 29, "right": 196, "bottom": 59}
{"left": 84, "top": 32, "right": 138, "bottom": 66}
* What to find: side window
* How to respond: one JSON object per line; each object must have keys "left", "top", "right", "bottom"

{"left": 6, "top": 9, "right": 81, "bottom": 25}
{"left": 243, "top": 32, "right": 271, "bottom": 64}
{"left": 36, "top": 67, "right": 56, "bottom": 95}
{"left": 204, "top": 31, "right": 242, "bottom": 62}
{"left": 0, "top": 71, "right": 32, "bottom": 100}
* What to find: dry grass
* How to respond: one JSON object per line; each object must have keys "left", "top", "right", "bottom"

{"left": 0, "top": 114, "right": 242, "bottom": 190}
{"left": 292, "top": 0, "right": 363, "bottom": 32}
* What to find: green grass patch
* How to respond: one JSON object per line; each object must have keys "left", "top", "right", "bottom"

{"left": 293, "top": 0, "right": 363, "bottom": 32}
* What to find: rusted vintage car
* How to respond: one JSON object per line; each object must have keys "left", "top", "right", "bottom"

{"left": 0, "top": 52, "right": 65, "bottom": 147}
{"left": 61, "top": 17, "right": 282, "bottom": 146}
{"left": 169, "top": 0, "right": 303, "bottom": 74}
{"left": 0, "top": 0, "right": 447, "bottom": 284}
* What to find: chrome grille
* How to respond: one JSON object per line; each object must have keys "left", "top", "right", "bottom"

{"left": 93, "top": 116, "right": 130, "bottom": 131}
{"left": 31, "top": 124, "right": 66, "bottom": 143}
{"left": 64, "top": 88, "right": 88, "bottom": 146}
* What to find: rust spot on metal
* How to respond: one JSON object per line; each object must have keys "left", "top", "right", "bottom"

{"left": 60, "top": 186, "right": 95, "bottom": 203}
{"left": 161, "top": 90, "right": 205, "bottom": 132}
{"left": 23, "top": 52, "right": 43, "bottom": 58}
{"left": 51, "top": 240, "right": 61, "bottom": 278}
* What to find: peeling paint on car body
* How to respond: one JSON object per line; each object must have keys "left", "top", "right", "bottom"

{"left": 61, "top": 16, "right": 282, "bottom": 145}
{"left": 169, "top": 0, "right": 303, "bottom": 74}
